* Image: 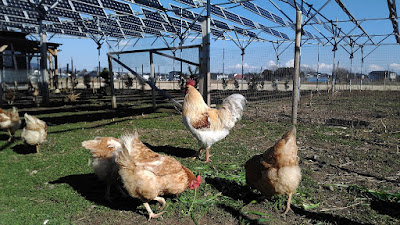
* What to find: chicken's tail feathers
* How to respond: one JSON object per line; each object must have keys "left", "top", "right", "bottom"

{"left": 220, "top": 94, "right": 247, "bottom": 127}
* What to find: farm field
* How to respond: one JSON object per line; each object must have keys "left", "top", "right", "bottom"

{"left": 0, "top": 89, "right": 399, "bottom": 225}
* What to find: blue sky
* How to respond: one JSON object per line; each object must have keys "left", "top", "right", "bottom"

{"left": 48, "top": 0, "right": 400, "bottom": 75}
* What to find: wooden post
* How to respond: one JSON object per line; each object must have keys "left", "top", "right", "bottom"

{"left": 150, "top": 51, "right": 156, "bottom": 110}
{"left": 108, "top": 55, "right": 117, "bottom": 109}
{"left": 199, "top": 0, "right": 211, "bottom": 105}
{"left": 292, "top": 10, "right": 302, "bottom": 125}
{"left": 40, "top": 23, "right": 49, "bottom": 104}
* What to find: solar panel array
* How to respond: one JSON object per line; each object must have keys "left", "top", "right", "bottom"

{"left": 0, "top": 0, "right": 322, "bottom": 43}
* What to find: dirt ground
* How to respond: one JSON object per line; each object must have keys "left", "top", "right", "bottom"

{"left": 6, "top": 88, "right": 399, "bottom": 225}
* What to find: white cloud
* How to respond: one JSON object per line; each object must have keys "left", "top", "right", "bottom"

{"left": 267, "top": 60, "right": 277, "bottom": 68}
{"left": 368, "top": 64, "right": 384, "bottom": 71}
{"left": 285, "top": 59, "right": 294, "bottom": 67}
{"left": 389, "top": 63, "right": 400, "bottom": 71}
{"left": 229, "top": 63, "right": 257, "bottom": 70}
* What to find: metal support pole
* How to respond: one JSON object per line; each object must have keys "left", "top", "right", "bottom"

{"left": 199, "top": 0, "right": 211, "bottom": 105}
{"left": 150, "top": 51, "right": 156, "bottom": 110}
{"left": 292, "top": 10, "right": 302, "bottom": 125}
{"left": 39, "top": 21, "right": 49, "bottom": 104}
{"left": 108, "top": 55, "right": 117, "bottom": 109}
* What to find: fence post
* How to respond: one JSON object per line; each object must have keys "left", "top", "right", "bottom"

{"left": 108, "top": 55, "right": 117, "bottom": 109}
{"left": 199, "top": 1, "right": 211, "bottom": 106}
{"left": 150, "top": 51, "right": 156, "bottom": 110}
{"left": 292, "top": 10, "right": 302, "bottom": 125}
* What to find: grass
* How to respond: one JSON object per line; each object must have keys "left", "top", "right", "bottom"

{"left": 1, "top": 90, "right": 400, "bottom": 224}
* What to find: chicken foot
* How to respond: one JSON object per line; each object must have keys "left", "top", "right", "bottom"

{"left": 144, "top": 202, "right": 166, "bottom": 221}
{"left": 154, "top": 196, "right": 166, "bottom": 210}
{"left": 283, "top": 192, "right": 293, "bottom": 214}
{"left": 7, "top": 130, "right": 13, "bottom": 142}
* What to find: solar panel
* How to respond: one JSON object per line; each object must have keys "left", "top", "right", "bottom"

{"left": 0, "top": 7, "right": 25, "bottom": 18}
{"left": 21, "top": 26, "right": 38, "bottom": 33}
{"left": 63, "top": 29, "right": 87, "bottom": 37}
{"left": 119, "top": 15, "right": 143, "bottom": 26}
{"left": 169, "top": 17, "right": 188, "bottom": 28}
{"left": 174, "top": 0, "right": 196, "bottom": 7}
{"left": 119, "top": 21, "right": 142, "bottom": 32}
{"left": 72, "top": 0, "right": 100, "bottom": 6}
{"left": 53, "top": 23, "right": 80, "bottom": 32}
{"left": 222, "top": 9, "right": 242, "bottom": 24}
{"left": 170, "top": 4, "right": 195, "bottom": 20}
{"left": 211, "top": 28, "right": 224, "bottom": 38}
{"left": 8, "top": 16, "right": 39, "bottom": 25}
{"left": 51, "top": 8, "right": 82, "bottom": 19}
{"left": 71, "top": 1, "right": 106, "bottom": 17}
{"left": 122, "top": 29, "right": 142, "bottom": 38}
{"left": 280, "top": 32, "right": 290, "bottom": 40}
{"left": 142, "top": 8, "right": 167, "bottom": 23}
{"left": 240, "top": 16, "right": 256, "bottom": 29}
{"left": 6, "top": 0, "right": 36, "bottom": 11}
{"left": 162, "top": 23, "right": 176, "bottom": 33}
{"left": 242, "top": 1, "right": 259, "bottom": 15}
{"left": 26, "top": 11, "right": 61, "bottom": 23}
{"left": 43, "top": 0, "right": 72, "bottom": 10}
{"left": 142, "top": 27, "right": 161, "bottom": 36}
{"left": 94, "top": 17, "right": 119, "bottom": 26}
{"left": 190, "top": 23, "right": 202, "bottom": 33}
{"left": 142, "top": 18, "right": 164, "bottom": 31}
{"left": 271, "top": 13, "right": 286, "bottom": 26}
{"left": 100, "top": 0, "right": 133, "bottom": 14}
{"left": 102, "top": 26, "right": 122, "bottom": 34}
{"left": 210, "top": 4, "right": 225, "bottom": 19}
{"left": 256, "top": 6, "right": 274, "bottom": 21}
{"left": 0, "top": 21, "right": 23, "bottom": 29}
{"left": 211, "top": 19, "right": 230, "bottom": 30}
{"left": 0, "top": 15, "right": 5, "bottom": 21}
{"left": 270, "top": 28, "right": 281, "bottom": 37}
{"left": 133, "top": 0, "right": 163, "bottom": 10}
{"left": 46, "top": 26, "right": 63, "bottom": 34}
{"left": 247, "top": 30, "right": 257, "bottom": 38}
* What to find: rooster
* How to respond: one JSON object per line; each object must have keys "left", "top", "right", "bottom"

{"left": 116, "top": 131, "right": 201, "bottom": 221}
{"left": 82, "top": 137, "right": 124, "bottom": 201}
{"left": 21, "top": 113, "right": 47, "bottom": 153}
{"left": 245, "top": 126, "right": 301, "bottom": 214}
{"left": 0, "top": 107, "right": 21, "bottom": 142}
{"left": 183, "top": 79, "right": 246, "bottom": 162}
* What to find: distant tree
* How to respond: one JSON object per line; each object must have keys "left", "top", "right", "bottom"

{"left": 275, "top": 67, "right": 294, "bottom": 80}
{"left": 335, "top": 67, "right": 350, "bottom": 83}
{"left": 100, "top": 68, "right": 110, "bottom": 87}
{"left": 261, "top": 69, "right": 274, "bottom": 81}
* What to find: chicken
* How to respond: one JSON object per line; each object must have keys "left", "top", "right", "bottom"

{"left": 183, "top": 79, "right": 246, "bottom": 162}
{"left": 81, "top": 137, "right": 124, "bottom": 201}
{"left": 21, "top": 113, "right": 47, "bottom": 153}
{"left": 115, "top": 131, "right": 201, "bottom": 221}
{"left": 245, "top": 126, "right": 301, "bottom": 214}
{"left": 0, "top": 107, "right": 21, "bottom": 142}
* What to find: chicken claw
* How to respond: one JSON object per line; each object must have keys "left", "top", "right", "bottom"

{"left": 144, "top": 202, "right": 166, "bottom": 221}
{"left": 148, "top": 211, "right": 166, "bottom": 221}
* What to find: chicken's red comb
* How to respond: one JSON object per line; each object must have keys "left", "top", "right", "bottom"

{"left": 186, "top": 79, "right": 196, "bottom": 86}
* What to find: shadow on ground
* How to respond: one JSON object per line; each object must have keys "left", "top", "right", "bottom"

{"left": 144, "top": 143, "right": 196, "bottom": 158}
{"left": 50, "top": 174, "right": 142, "bottom": 211}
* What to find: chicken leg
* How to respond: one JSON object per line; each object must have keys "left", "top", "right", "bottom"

{"left": 154, "top": 196, "right": 166, "bottom": 210}
{"left": 192, "top": 148, "right": 203, "bottom": 160}
{"left": 205, "top": 147, "right": 211, "bottom": 163}
{"left": 36, "top": 144, "right": 40, "bottom": 154}
{"left": 283, "top": 192, "right": 293, "bottom": 214}
{"left": 143, "top": 202, "right": 166, "bottom": 221}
